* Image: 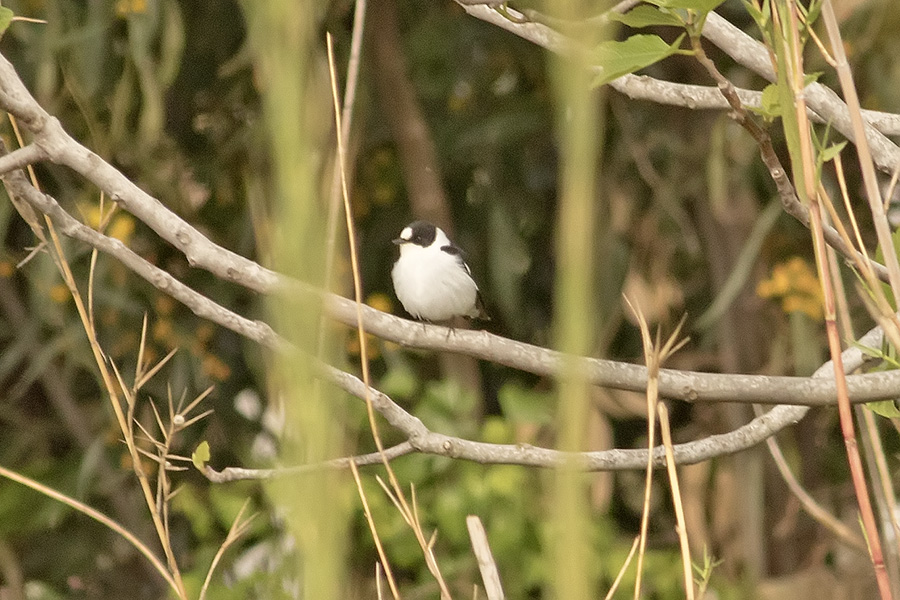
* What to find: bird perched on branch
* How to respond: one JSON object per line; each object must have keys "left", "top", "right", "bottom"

{"left": 391, "top": 220, "right": 489, "bottom": 323}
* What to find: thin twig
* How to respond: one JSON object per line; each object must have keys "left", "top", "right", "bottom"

{"left": 659, "top": 403, "right": 695, "bottom": 600}
{"left": 327, "top": 32, "right": 451, "bottom": 598}
{"left": 202, "top": 442, "right": 415, "bottom": 482}
{"left": 466, "top": 515, "right": 505, "bottom": 600}
{"left": 603, "top": 537, "right": 640, "bottom": 600}
{"left": 349, "top": 461, "right": 401, "bottom": 600}
{"left": 780, "top": 3, "right": 890, "bottom": 596}
{"left": 199, "top": 500, "right": 256, "bottom": 600}
{"left": 0, "top": 463, "right": 179, "bottom": 595}
{"left": 756, "top": 407, "right": 867, "bottom": 552}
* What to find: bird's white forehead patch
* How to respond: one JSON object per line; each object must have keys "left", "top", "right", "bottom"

{"left": 400, "top": 226, "right": 413, "bottom": 241}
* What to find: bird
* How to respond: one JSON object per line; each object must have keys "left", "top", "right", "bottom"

{"left": 391, "top": 220, "right": 489, "bottom": 323}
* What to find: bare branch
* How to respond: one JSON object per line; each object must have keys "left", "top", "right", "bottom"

{"left": 311, "top": 322, "right": 882, "bottom": 472}
{"left": 326, "top": 298, "right": 900, "bottom": 406}
{"left": 455, "top": 4, "right": 900, "bottom": 148}
{"left": 702, "top": 12, "right": 900, "bottom": 173}
{"left": 0, "top": 164, "right": 283, "bottom": 350}
{"left": 323, "top": 359, "right": 806, "bottom": 471}
{"left": 0, "top": 34, "right": 897, "bottom": 478}
{"left": 202, "top": 442, "right": 416, "bottom": 483}
{"left": 0, "top": 143, "right": 45, "bottom": 175}
{"left": 6, "top": 160, "right": 900, "bottom": 408}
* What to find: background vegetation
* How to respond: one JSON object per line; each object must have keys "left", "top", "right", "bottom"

{"left": 0, "top": 0, "right": 899, "bottom": 598}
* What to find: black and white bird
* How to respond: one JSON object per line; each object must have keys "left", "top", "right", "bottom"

{"left": 391, "top": 220, "right": 489, "bottom": 322}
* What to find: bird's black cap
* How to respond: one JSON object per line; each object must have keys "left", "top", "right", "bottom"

{"left": 393, "top": 220, "right": 437, "bottom": 247}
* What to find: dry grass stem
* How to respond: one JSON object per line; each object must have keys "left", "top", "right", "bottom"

{"left": 350, "top": 461, "right": 401, "bottom": 600}
{"left": 757, "top": 406, "right": 867, "bottom": 552}
{"left": 27, "top": 172, "right": 188, "bottom": 597}
{"left": 199, "top": 500, "right": 256, "bottom": 600}
{"left": 0, "top": 464, "right": 179, "bottom": 594}
{"left": 466, "top": 515, "right": 504, "bottom": 600}
{"left": 603, "top": 537, "right": 640, "bottom": 600}
{"left": 376, "top": 562, "right": 385, "bottom": 600}
{"left": 659, "top": 403, "right": 695, "bottom": 600}
{"left": 327, "top": 32, "right": 452, "bottom": 598}
{"left": 780, "top": 2, "right": 891, "bottom": 596}
{"left": 626, "top": 296, "right": 687, "bottom": 600}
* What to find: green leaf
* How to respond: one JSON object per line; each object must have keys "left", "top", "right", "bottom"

{"left": 852, "top": 341, "right": 886, "bottom": 360}
{"left": 649, "top": 0, "right": 727, "bottom": 12}
{"left": 754, "top": 83, "right": 781, "bottom": 118}
{"left": 818, "top": 141, "right": 847, "bottom": 164}
{"left": 742, "top": 0, "right": 767, "bottom": 26}
{"left": 607, "top": 5, "right": 684, "bottom": 28}
{"left": 874, "top": 225, "right": 900, "bottom": 309}
{"left": 591, "top": 33, "right": 686, "bottom": 88}
{"left": 803, "top": 72, "right": 822, "bottom": 87}
{"left": 192, "top": 440, "right": 210, "bottom": 470}
{"left": 865, "top": 400, "right": 900, "bottom": 419}
{"left": 0, "top": 8, "right": 14, "bottom": 38}
{"left": 805, "top": 0, "right": 823, "bottom": 27}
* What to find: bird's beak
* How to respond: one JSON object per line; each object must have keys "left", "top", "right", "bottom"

{"left": 392, "top": 238, "right": 404, "bottom": 245}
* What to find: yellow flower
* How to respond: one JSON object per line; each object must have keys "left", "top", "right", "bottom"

{"left": 49, "top": 283, "right": 70, "bottom": 304}
{"left": 153, "top": 319, "right": 174, "bottom": 343}
{"left": 115, "top": 0, "right": 147, "bottom": 17}
{"left": 347, "top": 332, "right": 380, "bottom": 360}
{"left": 82, "top": 203, "right": 135, "bottom": 243}
{"left": 107, "top": 214, "right": 135, "bottom": 243}
{"left": 366, "top": 293, "right": 393, "bottom": 314}
{"left": 202, "top": 354, "right": 231, "bottom": 381}
{"left": 195, "top": 323, "right": 215, "bottom": 345}
{"left": 82, "top": 204, "right": 102, "bottom": 229}
{"left": 155, "top": 294, "right": 176, "bottom": 316}
{"left": 757, "top": 257, "right": 823, "bottom": 319}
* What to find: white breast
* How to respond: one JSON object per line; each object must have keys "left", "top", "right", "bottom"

{"left": 392, "top": 245, "right": 479, "bottom": 321}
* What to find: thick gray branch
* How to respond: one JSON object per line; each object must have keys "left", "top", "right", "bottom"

{"left": 319, "top": 325, "right": 879, "bottom": 471}
{"left": 5, "top": 163, "right": 900, "bottom": 408}
{"left": 7, "top": 168, "right": 900, "bottom": 474}
{"left": 0, "top": 167, "right": 283, "bottom": 350}
{"left": 0, "top": 45, "right": 895, "bottom": 408}
{"left": 458, "top": 3, "right": 900, "bottom": 170}
{"left": 0, "top": 37, "right": 897, "bottom": 475}
{"left": 701, "top": 12, "right": 900, "bottom": 173}
{"left": 325, "top": 298, "right": 900, "bottom": 406}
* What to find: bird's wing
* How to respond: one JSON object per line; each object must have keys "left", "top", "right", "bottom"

{"left": 440, "top": 244, "right": 472, "bottom": 277}
{"left": 442, "top": 244, "right": 490, "bottom": 320}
